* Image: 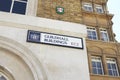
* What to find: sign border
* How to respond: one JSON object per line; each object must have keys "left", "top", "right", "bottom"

{"left": 56, "top": 6, "right": 64, "bottom": 15}
{"left": 27, "top": 30, "right": 84, "bottom": 49}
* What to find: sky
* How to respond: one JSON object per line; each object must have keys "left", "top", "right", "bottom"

{"left": 108, "top": 0, "right": 120, "bottom": 42}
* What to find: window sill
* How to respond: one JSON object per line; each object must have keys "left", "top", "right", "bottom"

{"left": 90, "top": 73, "right": 120, "bottom": 78}
{"left": 82, "top": 10, "right": 105, "bottom": 15}
{"left": 86, "top": 38, "right": 116, "bottom": 43}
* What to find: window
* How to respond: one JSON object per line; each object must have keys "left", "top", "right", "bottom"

{"left": 0, "top": 73, "right": 7, "bottom": 80}
{"left": 0, "top": 0, "right": 27, "bottom": 15}
{"left": 95, "top": 5, "right": 103, "bottom": 13}
{"left": 0, "top": 75, "right": 7, "bottom": 80}
{"left": 83, "top": 3, "right": 93, "bottom": 12}
{"left": 91, "top": 56, "right": 104, "bottom": 75}
{"left": 100, "top": 28, "right": 109, "bottom": 41}
{"left": 87, "top": 27, "right": 97, "bottom": 40}
{"left": 107, "top": 58, "right": 119, "bottom": 76}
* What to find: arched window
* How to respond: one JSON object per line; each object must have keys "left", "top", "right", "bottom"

{"left": 0, "top": 66, "right": 14, "bottom": 80}
{"left": 0, "top": 0, "right": 28, "bottom": 15}
{"left": 0, "top": 73, "right": 7, "bottom": 80}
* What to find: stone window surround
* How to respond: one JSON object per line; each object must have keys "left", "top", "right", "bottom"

{"left": 88, "top": 53, "right": 120, "bottom": 77}
{"left": 0, "top": 65, "right": 15, "bottom": 80}
{"left": 0, "top": 72, "right": 8, "bottom": 80}
{"left": 87, "top": 27, "right": 111, "bottom": 42}
{"left": 100, "top": 28, "right": 109, "bottom": 42}
{"left": 82, "top": 2, "right": 93, "bottom": 12}
{"left": 95, "top": 4, "right": 104, "bottom": 13}
{"left": 91, "top": 56, "right": 104, "bottom": 75}
{"left": 26, "top": 0, "right": 38, "bottom": 16}
{"left": 87, "top": 27, "right": 98, "bottom": 40}
{"left": 106, "top": 58, "right": 119, "bottom": 76}
{"left": 82, "top": 2, "right": 104, "bottom": 14}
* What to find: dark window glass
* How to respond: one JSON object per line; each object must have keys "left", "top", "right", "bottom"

{"left": 97, "top": 62, "right": 102, "bottom": 68}
{"left": 113, "top": 71, "right": 118, "bottom": 76}
{"left": 107, "top": 64, "right": 111, "bottom": 69}
{"left": 93, "top": 68, "right": 97, "bottom": 74}
{"left": 12, "top": 1, "right": 27, "bottom": 14}
{"left": 0, "top": 76, "right": 6, "bottom": 80}
{"left": 108, "top": 70, "right": 112, "bottom": 75}
{"left": 0, "top": 0, "right": 12, "bottom": 12}
{"left": 112, "top": 64, "right": 116, "bottom": 69}
{"left": 98, "top": 69, "right": 102, "bottom": 74}
{"left": 21, "top": 0, "right": 27, "bottom": 1}
{"left": 93, "top": 36, "right": 97, "bottom": 39}
{"left": 92, "top": 62, "right": 96, "bottom": 67}
{"left": 92, "top": 31, "right": 96, "bottom": 35}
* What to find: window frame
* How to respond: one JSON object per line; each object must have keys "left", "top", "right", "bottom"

{"left": 0, "top": 0, "right": 28, "bottom": 15}
{"left": 0, "top": 72, "right": 8, "bottom": 80}
{"left": 87, "top": 27, "right": 98, "bottom": 40}
{"left": 106, "top": 58, "right": 119, "bottom": 76}
{"left": 91, "top": 56, "right": 104, "bottom": 75}
{"left": 82, "top": 2, "right": 93, "bottom": 12}
{"left": 95, "top": 4, "right": 104, "bottom": 13}
{"left": 100, "top": 28, "right": 109, "bottom": 42}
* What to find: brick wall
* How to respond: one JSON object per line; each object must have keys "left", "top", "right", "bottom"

{"left": 37, "top": 0, "right": 83, "bottom": 23}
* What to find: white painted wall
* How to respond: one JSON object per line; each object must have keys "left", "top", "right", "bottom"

{"left": 0, "top": 14, "right": 90, "bottom": 80}
{"left": 0, "top": 12, "right": 87, "bottom": 37}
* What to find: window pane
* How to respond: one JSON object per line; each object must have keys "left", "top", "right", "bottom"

{"left": 92, "top": 62, "right": 96, "bottom": 67}
{"left": 92, "top": 68, "right": 97, "bottom": 74}
{"left": 98, "top": 69, "right": 102, "bottom": 74}
{"left": 103, "top": 33, "right": 107, "bottom": 38}
{"left": 88, "top": 36, "right": 92, "bottom": 39}
{"left": 112, "top": 64, "right": 116, "bottom": 69}
{"left": 0, "top": 0, "right": 12, "bottom": 12}
{"left": 107, "top": 63, "right": 111, "bottom": 69}
{"left": 97, "top": 62, "right": 102, "bottom": 68}
{"left": 12, "top": 1, "right": 27, "bottom": 14}
{"left": 21, "top": 0, "right": 27, "bottom": 1}
{"left": 96, "top": 7, "right": 103, "bottom": 13}
{"left": 87, "top": 31, "right": 91, "bottom": 35}
{"left": 113, "top": 71, "right": 118, "bottom": 76}
{"left": 92, "top": 31, "right": 96, "bottom": 36}
{"left": 108, "top": 70, "right": 113, "bottom": 76}
{"left": 93, "top": 36, "right": 97, "bottom": 40}
{"left": 97, "top": 9, "right": 103, "bottom": 13}
{"left": 0, "top": 76, "right": 6, "bottom": 80}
